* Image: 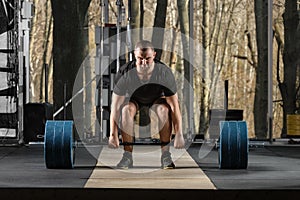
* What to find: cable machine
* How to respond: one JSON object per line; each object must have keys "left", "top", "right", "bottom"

{"left": 95, "top": 0, "right": 127, "bottom": 143}
{"left": 0, "top": 0, "right": 33, "bottom": 145}
{"left": 95, "top": 0, "right": 195, "bottom": 144}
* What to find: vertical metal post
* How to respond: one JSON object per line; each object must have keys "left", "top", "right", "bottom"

{"left": 116, "top": 0, "right": 123, "bottom": 72}
{"left": 102, "top": 0, "right": 109, "bottom": 24}
{"left": 268, "top": 0, "right": 273, "bottom": 143}
{"left": 188, "top": 0, "right": 194, "bottom": 141}
{"left": 21, "top": 0, "right": 33, "bottom": 103}
{"left": 44, "top": 64, "right": 48, "bottom": 103}
{"left": 63, "top": 82, "right": 67, "bottom": 120}
{"left": 224, "top": 80, "right": 228, "bottom": 110}
{"left": 15, "top": 0, "right": 21, "bottom": 141}
{"left": 127, "top": 0, "right": 133, "bottom": 61}
{"left": 140, "top": 0, "right": 144, "bottom": 39}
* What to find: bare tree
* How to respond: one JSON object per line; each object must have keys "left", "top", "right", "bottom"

{"left": 30, "top": 0, "right": 53, "bottom": 103}
{"left": 28, "top": 0, "right": 294, "bottom": 140}
{"left": 279, "top": 0, "right": 300, "bottom": 136}
{"left": 130, "top": 0, "right": 140, "bottom": 47}
{"left": 152, "top": 0, "right": 168, "bottom": 59}
{"left": 199, "top": 0, "right": 210, "bottom": 138}
{"left": 51, "top": 0, "right": 91, "bottom": 121}
{"left": 177, "top": 0, "right": 193, "bottom": 135}
{"left": 254, "top": 0, "right": 268, "bottom": 138}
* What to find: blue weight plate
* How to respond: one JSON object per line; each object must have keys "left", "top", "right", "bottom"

{"left": 238, "top": 121, "right": 248, "bottom": 169}
{"left": 219, "top": 121, "right": 229, "bottom": 168}
{"left": 44, "top": 120, "right": 75, "bottom": 169}
{"left": 44, "top": 121, "right": 56, "bottom": 168}
{"left": 229, "top": 121, "right": 238, "bottom": 168}
{"left": 219, "top": 121, "right": 248, "bottom": 169}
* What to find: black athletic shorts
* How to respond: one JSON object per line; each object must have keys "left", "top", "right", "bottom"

{"left": 122, "top": 97, "right": 170, "bottom": 126}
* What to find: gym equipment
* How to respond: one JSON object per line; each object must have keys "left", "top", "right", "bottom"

{"left": 44, "top": 120, "right": 75, "bottom": 169}
{"left": 218, "top": 121, "right": 248, "bottom": 169}
{"left": 43, "top": 71, "right": 95, "bottom": 169}
{"left": 0, "top": 0, "right": 33, "bottom": 143}
{"left": 43, "top": 2, "right": 249, "bottom": 170}
{"left": 24, "top": 103, "right": 53, "bottom": 143}
{"left": 286, "top": 114, "right": 300, "bottom": 137}
{"left": 44, "top": 1, "right": 126, "bottom": 169}
{"left": 120, "top": 139, "right": 171, "bottom": 146}
{"left": 209, "top": 80, "right": 248, "bottom": 169}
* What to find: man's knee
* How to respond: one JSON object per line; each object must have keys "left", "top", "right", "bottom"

{"left": 121, "top": 102, "right": 137, "bottom": 119}
{"left": 155, "top": 104, "right": 170, "bottom": 120}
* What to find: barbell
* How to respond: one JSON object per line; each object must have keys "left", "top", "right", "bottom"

{"left": 44, "top": 120, "right": 248, "bottom": 169}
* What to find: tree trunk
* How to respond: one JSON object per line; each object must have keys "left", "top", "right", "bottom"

{"left": 200, "top": 0, "right": 210, "bottom": 139}
{"left": 140, "top": 0, "right": 144, "bottom": 39}
{"left": 177, "top": 0, "right": 192, "bottom": 135}
{"left": 254, "top": 0, "right": 268, "bottom": 138}
{"left": 40, "top": 1, "right": 52, "bottom": 102}
{"left": 280, "top": 0, "right": 300, "bottom": 137}
{"left": 51, "top": 0, "right": 91, "bottom": 121}
{"left": 29, "top": 0, "right": 53, "bottom": 103}
{"left": 152, "top": 0, "right": 168, "bottom": 60}
{"left": 130, "top": 0, "right": 140, "bottom": 48}
{"left": 210, "top": 1, "right": 235, "bottom": 107}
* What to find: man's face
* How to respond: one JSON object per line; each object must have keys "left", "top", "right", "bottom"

{"left": 134, "top": 48, "right": 156, "bottom": 71}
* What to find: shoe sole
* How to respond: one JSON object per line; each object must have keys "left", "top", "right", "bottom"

{"left": 116, "top": 165, "right": 133, "bottom": 169}
{"left": 162, "top": 167, "right": 175, "bottom": 169}
{"left": 161, "top": 165, "right": 175, "bottom": 169}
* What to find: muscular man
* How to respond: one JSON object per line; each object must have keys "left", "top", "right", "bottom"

{"left": 108, "top": 40, "right": 185, "bottom": 169}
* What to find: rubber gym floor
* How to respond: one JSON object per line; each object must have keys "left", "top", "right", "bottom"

{"left": 0, "top": 139, "right": 299, "bottom": 199}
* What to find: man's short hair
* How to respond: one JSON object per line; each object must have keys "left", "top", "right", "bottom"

{"left": 134, "top": 40, "right": 154, "bottom": 51}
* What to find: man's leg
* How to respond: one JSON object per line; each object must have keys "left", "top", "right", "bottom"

{"left": 120, "top": 102, "right": 137, "bottom": 152}
{"left": 152, "top": 101, "right": 175, "bottom": 169}
{"left": 155, "top": 104, "right": 172, "bottom": 151}
{"left": 117, "top": 102, "right": 137, "bottom": 169}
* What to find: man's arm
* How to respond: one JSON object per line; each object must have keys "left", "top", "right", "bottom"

{"left": 165, "top": 93, "right": 185, "bottom": 149}
{"left": 108, "top": 92, "right": 125, "bottom": 148}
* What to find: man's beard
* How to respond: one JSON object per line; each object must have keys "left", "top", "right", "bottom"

{"left": 140, "top": 64, "right": 150, "bottom": 71}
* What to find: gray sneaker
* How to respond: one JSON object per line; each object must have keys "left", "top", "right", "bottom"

{"left": 161, "top": 151, "right": 175, "bottom": 169}
{"left": 116, "top": 151, "right": 133, "bottom": 169}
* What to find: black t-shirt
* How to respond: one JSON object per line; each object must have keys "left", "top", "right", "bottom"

{"left": 113, "top": 59, "right": 177, "bottom": 105}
